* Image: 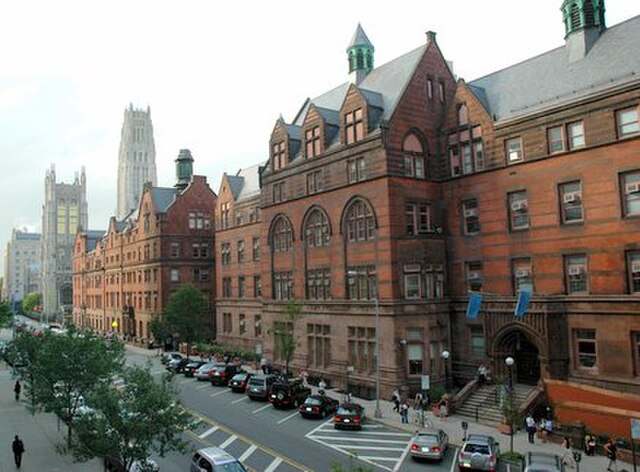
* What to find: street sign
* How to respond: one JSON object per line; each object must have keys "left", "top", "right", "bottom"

{"left": 111, "top": 320, "right": 118, "bottom": 328}
{"left": 631, "top": 418, "right": 640, "bottom": 440}
{"left": 421, "top": 375, "right": 430, "bottom": 390}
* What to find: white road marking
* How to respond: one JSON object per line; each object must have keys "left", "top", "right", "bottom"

{"left": 327, "top": 445, "right": 405, "bottom": 451}
{"left": 392, "top": 437, "right": 414, "bottom": 472}
{"left": 238, "top": 444, "right": 257, "bottom": 462}
{"left": 219, "top": 434, "right": 237, "bottom": 449}
{"left": 312, "top": 436, "right": 407, "bottom": 444}
{"left": 449, "top": 447, "right": 458, "bottom": 472}
{"left": 264, "top": 457, "right": 282, "bottom": 472}
{"left": 196, "top": 383, "right": 211, "bottom": 390}
{"left": 361, "top": 456, "right": 398, "bottom": 462}
{"left": 198, "top": 426, "right": 219, "bottom": 439}
{"left": 276, "top": 411, "right": 300, "bottom": 424}
{"left": 314, "top": 428, "right": 411, "bottom": 437}
{"left": 251, "top": 404, "right": 272, "bottom": 414}
{"left": 305, "top": 418, "right": 335, "bottom": 438}
{"left": 231, "top": 396, "right": 249, "bottom": 405}
{"left": 210, "top": 389, "right": 231, "bottom": 398}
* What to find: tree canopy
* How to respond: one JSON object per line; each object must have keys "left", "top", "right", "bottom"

{"left": 162, "top": 284, "right": 208, "bottom": 354}
{"left": 0, "top": 300, "right": 12, "bottom": 328}
{"left": 22, "top": 292, "right": 41, "bottom": 314}
{"left": 271, "top": 300, "right": 304, "bottom": 375}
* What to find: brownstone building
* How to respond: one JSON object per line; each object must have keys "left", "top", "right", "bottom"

{"left": 73, "top": 150, "right": 217, "bottom": 343}
{"left": 216, "top": 4, "right": 640, "bottom": 435}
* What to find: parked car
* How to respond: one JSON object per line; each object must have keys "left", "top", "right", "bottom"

{"left": 209, "top": 364, "right": 240, "bottom": 386}
{"left": 190, "top": 446, "right": 246, "bottom": 472}
{"left": 228, "top": 372, "right": 253, "bottom": 393}
{"left": 457, "top": 434, "right": 500, "bottom": 471}
{"left": 333, "top": 403, "right": 365, "bottom": 430}
{"left": 269, "top": 379, "right": 311, "bottom": 409}
{"left": 168, "top": 358, "right": 190, "bottom": 373}
{"left": 194, "top": 363, "right": 217, "bottom": 381}
{"left": 298, "top": 394, "right": 339, "bottom": 419}
{"left": 409, "top": 428, "right": 449, "bottom": 461}
{"left": 183, "top": 361, "right": 206, "bottom": 377}
{"left": 524, "top": 451, "right": 564, "bottom": 472}
{"left": 246, "top": 374, "right": 276, "bottom": 400}
{"left": 160, "top": 352, "right": 182, "bottom": 365}
{"left": 105, "top": 455, "right": 159, "bottom": 472}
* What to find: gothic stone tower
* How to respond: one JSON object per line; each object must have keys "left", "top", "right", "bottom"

{"left": 41, "top": 165, "right": 88, "bottom": 322}
{"left": 117, "top": 104, "right": 157, "bottom": 219}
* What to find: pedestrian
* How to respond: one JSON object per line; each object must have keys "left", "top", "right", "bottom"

{"left": 318, "top": 378, "right": 327, "bottom": 395}
{"left": 585, "top": 434, "right": 596, "bottom": 456}
{"left": 392, "top": 389, "right": 400, "bottom": 412}
{"left": 260, "top": 357, "right": 268, "bottom": 374}
{"left": 400, "top": 401, "right": 409, "bottom": 424}
{"left": 14, "top": 380, "right": 21, "bottom": 402}
{"left": 12, "top": 435, "right": 25, "bottom": 468}
{"left": 525, "top": 413, "right": 536, "bottom": 444}
{"left": 604, "top": 437, "right": 618, "bottom": 472}
{"left": 477, "top": 363, "right": 488, "bottom": 385}
{"left": 561, "top": 436, "right": 576, "bottom": 468}
{"left": 413, "top": 391, "right": 423, "bottom": 411}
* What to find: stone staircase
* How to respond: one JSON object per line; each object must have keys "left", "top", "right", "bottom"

{"left": 455, "top": 383, "right": 535, "bottom": 426}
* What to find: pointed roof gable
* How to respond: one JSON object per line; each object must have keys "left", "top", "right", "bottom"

{"left": 150, "top": 187, "right": 177, "bottom": 213}
{"left": 348, "top": 23, "right": 374, "bottom": 49}
{"left": 469, "top": 15, "right": 640, "bottom": 121}
{"left": 236, "top": 163, "right": 264, "bottom": 201}
{"left": 226, "top": 175, "right": 244, "bottom": 200}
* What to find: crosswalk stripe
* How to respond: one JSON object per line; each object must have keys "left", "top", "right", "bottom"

{"left": 311, "top": 436, "right": 407, "bottom": 444}
{"left": 315, "top": 428, "right": 411, "bottom": 437}
{"left": 198, "top": 426, "right": 219, "bottom": 439}
{"left": 331, "top": 445, "right": 405, "bottom": 451}
{"left": 264, "top": 457, "right": 282, "bottom": 472}
{"left": 359, "top": 456, "right": 398, "bottom": 462}
{"left": 219, "top": 434, "right": 237, "bottom": 449}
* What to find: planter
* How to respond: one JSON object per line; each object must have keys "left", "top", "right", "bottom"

{"left": 498, "top": 422, "right": 514, "bottom": 435}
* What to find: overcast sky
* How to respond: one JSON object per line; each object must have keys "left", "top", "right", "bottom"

{"left": 0, "top": 0, "right": 637, "bottom": 273}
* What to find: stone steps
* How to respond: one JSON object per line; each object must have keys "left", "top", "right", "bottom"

{"left": 455, "top": 384, "right": 535, "bottom": 426}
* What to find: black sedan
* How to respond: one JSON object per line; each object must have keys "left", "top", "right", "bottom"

{"left": 333, "top": 402, "right": 365, "bottom": 430}
{"left": 183, "top": 361, "right": 206, "bottom": 377}
{"left": 228, "top": 372, "right": 253, "bottom": 393}
{"left": 299, "top": 395, "right": 339, "bottom": 419}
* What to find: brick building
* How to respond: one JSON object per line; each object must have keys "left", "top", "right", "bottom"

{"left": 72, "top": 150, "right": 217, "bottom": 343}
{"left": 216, "top": 4, "right": 640, "bottom": 435}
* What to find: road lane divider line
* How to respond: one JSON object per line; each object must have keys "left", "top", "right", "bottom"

{"left": 198, "top": 426, "right": 219, "bottom": 439}
{"left": 251, "top": 403, "right": 272, "bottom": 414}
{"left": 186, "top": 407, "right": 312, "bottom": 472}
{"left": 238, "top": 444, "right": 257, "bottom": 462}
{"left": 449, "top": 446, "right": 458, "bottom": 472}
{"left": 219, "top": 434, "right": 237, "bottom": 449}
{"left": 231, "top": 396, "right": 249, "bottom": 405}
{"left": 276, "top": 411, "right": 299, "bottom": 424}
{"left": 392, "top": 435, "right": 413, "bottom": 472}
{"left": 264, "top": 457, "right": 282, "bottom": 472}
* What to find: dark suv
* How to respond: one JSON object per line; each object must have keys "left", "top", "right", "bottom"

{"left": 269, "top": 379, "right": 311, "bottom": 409}
{"left": 246, "top": 374, "right": 276, "bottom": 400}
{"left": 209, "top": 364, "right": 240, "bottom": 386}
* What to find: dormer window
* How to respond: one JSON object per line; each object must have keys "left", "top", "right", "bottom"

{"left": 305, "top": 126, "right": 321, "bottom": 158}
{"left": 345, "top": 108, "right": 364, "bottom": 144}
{"left": 272, "top": 141, "right": 286, "bottom": 171}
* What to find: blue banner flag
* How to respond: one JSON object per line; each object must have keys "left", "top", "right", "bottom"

{"left": 514, "top": 290, "right": 531, "bottom": 318}
{"left": 466, "top": 292, "right": 483, "bottom": 320}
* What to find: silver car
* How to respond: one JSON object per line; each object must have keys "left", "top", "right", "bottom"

{"left": 409, "top": 428, "right": 448, "bottom": 461}
{"left": 457, "top": 434, "right": 500, "bottom": 471}
{"left": 190, "top": 447, "right": 246, "bottom": 472}
{"left": 194, "top": 363, "right": 216, "bottom": 381}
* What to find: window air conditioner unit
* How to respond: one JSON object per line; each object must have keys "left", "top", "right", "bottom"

{"left": 324, "top": 279, "right": 330, "bottom": 286}
{"left": 568, "top": 266, "right": 583, "bottom": 276}
{"left": 515, "top": 268, "right": 531, "bottom": 278}
{"left": 631, "top": 260, "right": 640, "bottom": 274}
{"left": 464, "top": 208, "right": 477, "bottom": 218}
{"left": 511, "top": 201, "right": 527, "bottom": 212}
{"left": 563, "top": 192, "right": 581, "bottom": 204}
{"left": 468, "top": 271, "right": 480, "bottom": 280}
{"left": 423, "top": 264, "right": 433, "bottom": 272}
{"left": 626, "top": 182, "right": 640, "bottom": 194}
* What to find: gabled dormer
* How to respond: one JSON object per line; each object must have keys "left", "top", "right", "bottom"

{"left": 269, "top": 117, "right": 301, "bottom": 172}
{"left": 339, "top": 83, "right": 384, "bottom": 146}
{"left": 302, "top": 104, "right": 340, "bottom": 158}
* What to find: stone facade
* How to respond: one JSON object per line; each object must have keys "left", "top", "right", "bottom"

{"left": 3, "top": 229, "right": 41, "bottom": 307}
{"left": 41, "top": 165, "right": 87, "bottom": 322}
{"left": 117, "top": 104, "right": 157, "bottom": 220}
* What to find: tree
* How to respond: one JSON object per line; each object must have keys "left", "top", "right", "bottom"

{"left": 22, "top": 292, "right": 41, "bottom": 314}
{"left": 0, "top": 300, "right": 12, "bottom": 328}
{"left": 271, "top": 300, "right": 304, "bottom": 375}
{"left": 26, "top": 329, "right": 124, "bottom": 446}
{"left": 162, "top": 284, "right": 207, "bottom": 358}
{"left": 70, "top": 365, "right": 197, "bottom": 472}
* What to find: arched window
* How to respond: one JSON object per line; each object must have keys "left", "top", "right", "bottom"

{"left": 403, "top": 132, "right": 426, "bottom": 179}
{"left": 271, "top": 217, "right": 293, "bottom": 252}
{"left": 305, "top": 209, "right": 330, "bottom": 248}
{"left": 345, "top": 199, "right": 375, "bottom": 242}
{"left": 458, "top": 104, "right": 469, "bottom": 126}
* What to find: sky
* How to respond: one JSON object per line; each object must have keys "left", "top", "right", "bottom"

{"left": 0, "top": 0, "right": 638, "bottom": 273}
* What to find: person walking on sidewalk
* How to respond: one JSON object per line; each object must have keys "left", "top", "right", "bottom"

{"left": 604, "top": 437, "right": 618, "bottom": 471}
{"left": 14, "top": 380, "right": 21, "bottom": 402}
{"left": 525, "top": 413, "right": 536, "bottom": 444}
{"left": 318, "top": 378, "right": 327, "bottom": 395}
{"left": 392, "top": 389, "right": 400, "bottom": 412}
{"left": 400, "top": 401, "right": 409, "bottom": 424}
{"left": 12, "top": 435, "right": 25, "bottom": 468}
{"left": 561, "top": 436, "right": 576, "bottom": 468}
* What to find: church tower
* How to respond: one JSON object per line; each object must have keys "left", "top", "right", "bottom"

{"left": 117, "top": 104, "right": 157, "bottom": 219}
{"left": 347, "top": 24, "right": 375, "bottom": 85}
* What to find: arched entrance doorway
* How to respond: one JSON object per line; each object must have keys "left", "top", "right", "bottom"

{"left": 493, "top": 328, "right": 541, "bottom": 386}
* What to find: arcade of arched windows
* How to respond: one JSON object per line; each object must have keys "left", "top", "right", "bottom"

{"left": 303, "top": 208, "right": 330, "bottom": 248}
{"left": 271, "top": 216, "right": 293, "bottom": 252}
{"left": 344, "top": 199, "right": 376, "bottom": 242}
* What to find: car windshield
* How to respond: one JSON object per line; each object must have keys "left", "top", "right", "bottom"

{"left": 464, "top": 443, "right": 490, "bottom": 454}
{"left": 199, "top": 363, "right": 214, "bottom": 370}
{"left": 231, "top": 373, "right": 247, "bottom": 381}
{"left": 187, "top": 362, "right": 200, "bottom": 367}
{"left": 417, "top": 434, "right": 439, "bottom": 444}
{"left": 305, "top": 397, "right": 322, "bottom": 406}
{"left": 213, "top": 461, "right": 246, "bottom": 471}
{"left": 337, "top": 406, "right": 360, "bottom": 415}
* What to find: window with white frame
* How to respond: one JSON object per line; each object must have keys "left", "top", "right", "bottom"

{"left": 567, "top": 121, "right": 585, "bottom": 150}
{"left": 573, "top": 328, "right": 596, "bottom": 369}
{"left": 273, "top": 271, "right": 293, "bottom": 300}
{"left": 559, "top": 181, "right": 583, "bottom": 224}
{"left": 506, "top": 137, "right": 523, "bottom": 163}
{"left": 222, "top": 277, "right": 232, "bottom": 297}
{"left": 407, "top": 335, "right": 424, "bottom": 376}
{"left": 449, "top": 126, "right": 484, "bottom": 176}
{"left": 404, "top": 264, "right": 422, "bottom": 299}
{"left": 621, "top": 171, "right": 640, "bottom": 217}
{"left": 465, "top": 261, "right": 483, "bottom": 292}
{"left": 565, "top": 254, "right": 588, "bottom": 294}
{"left": 403, "top": 132, "right": 426, "bottom": 179}
{"left": 305, "top": 209, "right": 330, "bottom": 248}
{"left": 252, "top": 237, "right": 260, "bottom": 261}
{"left": 616, "top": 107, "right": 639, "bottom": 138}
{"left": 512, "top": 257, "right": 533, "bottom": 294}
{"left": 238, "top": 276, "right": 246, "bottom": 298}
{"left": 253, "top": 275, "right": 262, "bottom": 298}
{"left": 508, "top": 191, "right": 529, "bottom": 231}
{"left": 345, "top": 199, "right": 375, "bottom": 242}
{"left": 170, "top": 268, "right": 179, "bottom": 282}
{"left": 462, "top": 199, "right": 480, "bottom": 235}
{"left": 237, "top": 240, "right": 245, "bottom": 263}
{"left": 272, "top": 217, "right": 293, "bottom": 252}
{"left": 627, "top": 251, "right": 640, "bottom": 294}
{"left": 547, "top": 125, "right": 565, "bottom": 154}
{"left": 348, "top": 157, "right": 366, "bottom": 183}
{"left": 423, "top": 264, "right": 445, "bottom": 299}
{"left": 347, "top": 266, "right": 377, "bottom": 300}
{"left": 221, "top": 243, "right": 231, "bottom": 266}
{"left": 405, "top": 201, "right": 431, "bottom": 235}
{"left": 170, "top": 242, "right": 179, "bottom": 258}
{"left": 306, "top": 268, "right": 331, "bottom": 300}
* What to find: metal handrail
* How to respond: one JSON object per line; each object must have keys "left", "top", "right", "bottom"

{"left": 475, "top": 385, "right": 501, "bottom": 423}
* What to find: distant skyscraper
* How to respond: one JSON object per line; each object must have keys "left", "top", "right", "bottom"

{"left": 41, "top": 165, "right": 87, "bottom": 321}
{"left": 117, "top": 104, "right": 157, "bottom": 219}
{"left": 3, "top": 229, "right": 41, "bottom": 308}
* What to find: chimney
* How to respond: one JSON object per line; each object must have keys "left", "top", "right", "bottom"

{"left": 426, "top": 31, "right": 437, "bottom": 44}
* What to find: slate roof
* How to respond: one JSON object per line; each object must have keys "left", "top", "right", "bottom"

{"left": 85, "top": 231, "right": 105, "bottom": 251}
{"left": 469, "top": 15, "right": 640, "bottom": 121}
{"left": 348, "top": 23, "right": 374, "bottom": 49}
{"left": 150, "top": 187, "right": 177, "bottom": 212}
{"left": 236, "top": 163, "right": 264, "bottom": 202}
{"left": 226, "top": 175, "right": 244, "bottom": 200}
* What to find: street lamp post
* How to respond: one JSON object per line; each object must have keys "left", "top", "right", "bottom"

{"left": 373, "top": 288, "right": 382, "bottom": 418}
{"left": 505, "top": 356, "right": 515, "bottom": 453}
{"left": 441, "top": 350, "right": 450, "bottom": 391}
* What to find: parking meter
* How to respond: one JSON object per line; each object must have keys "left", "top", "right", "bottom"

{"left": 461, "top": 421, "right": 469, "bottom": 441}
{"left": 573, "top": 450, "right": 582, "bottom": 472}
